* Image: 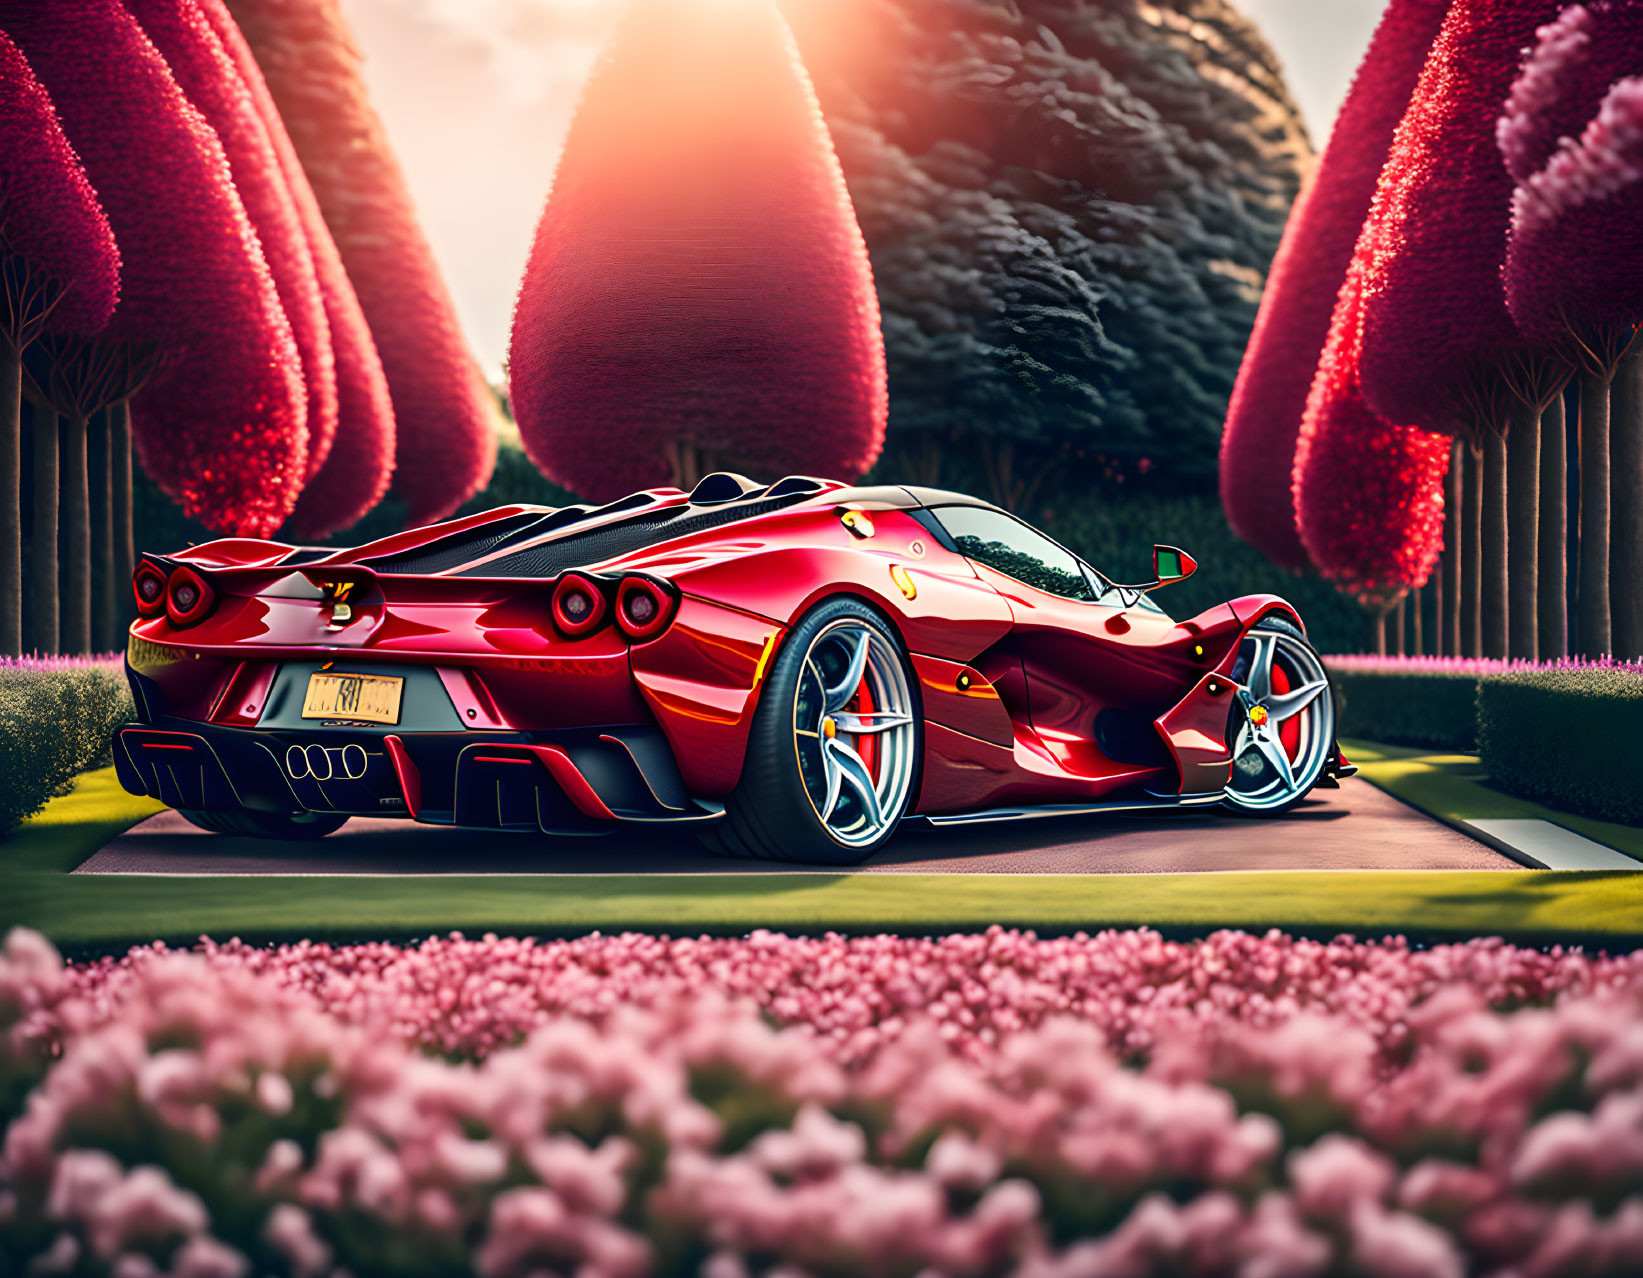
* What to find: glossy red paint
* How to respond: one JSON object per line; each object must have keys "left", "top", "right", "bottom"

{"left": 910, "top": 654, "right": 1014, "bottom": 748}
{"left": 382, "top": 734, "right": 421, "bottom": 816}
{"left": 1155, "top": 672, "right": 1237, "bottom": 794}
{"left": 435, "top": 667, "right": 510, "bottom": 730}
{"left": 207, "top": 661, "right": 277, "bottom": 727}
{"left": 629, "top": 595, "right": 785, "bottom": 795}
{"left": 523, "top": 745, "right": 617, "bottom": 820}
{"left": 119, "top": 479, "right": 1336, "bottom": 829}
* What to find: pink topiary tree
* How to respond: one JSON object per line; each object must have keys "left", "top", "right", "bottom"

{"left": 508, "top": 0, "right": 887, "bottom": 500}
{"left": 1503, "top": 4, "right": 1643, "bottom": 659}
{"left": 1, "top": 0, "right": 306, "bottom": 596}
{"left": 0, "top": 33, "right": 120, "bottom": 658}
{"left": 225, "top": 0, "right": 496, "bottom": 526}
{"left": 126, "top": 0, "right": 336, "bottom": 485}
{"left": 282, "top": 285, "right": 397, "bottom": 539}
{"left": 197, "top": 0, "right": 395, "bottom": 540}
{"left": 1219, "top": 0, "right": 1449, "bottom": 573}
{"left": 1292, "top": 250, "right": 1452, "bottom": 636}
{"left": 1357, "top": 0, "right": 1573, "bottom": 661}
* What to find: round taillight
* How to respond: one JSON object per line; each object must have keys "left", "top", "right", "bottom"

{"left": 132, "top": 564, "right": 168, "bottom": 618}
{"left": 166, "top": 565, "right": 215, "bottom": 628}
{"left": 615, "top": 576, "right": 676, "bottom": 641}
{"left": 551, "top": 572, "right": 608, "bottom": 637}
{"left": 625, "top": 591, "right": 656, "bottom": 626}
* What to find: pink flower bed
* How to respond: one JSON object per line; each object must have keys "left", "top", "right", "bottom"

{"left": 54, "top": 927, "right": 1643, "bottom": 1067}
{"left": 4, "top": 929, "right": 1643, "bottom": 1277}
{"left": 0, "top": 653, "right": 125, "bottom": 673}
{"left": 1324, "top": 654, "right": 1643, "bottom": 676}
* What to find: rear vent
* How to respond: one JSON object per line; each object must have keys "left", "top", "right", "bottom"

{"left": 280, "top": 547, "right": 334, "bottom": 566}
{"left": 690, "top": 472, "right": 762, "bottom": 505}
{"left": 767, "top": 475, "right": 827, "bottom": 497}
{"left": 460, "top": 491, "right": 814, "bottom": 579}
{"left": 370, "top": 494, "right": 678, "bottom": 576}
{"left": 364, "top": 511, "right": 547, "bottom": 575}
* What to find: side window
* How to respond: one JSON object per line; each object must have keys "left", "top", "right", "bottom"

{"left": 931, "top": 507, "right": 1096, "bottom": 602}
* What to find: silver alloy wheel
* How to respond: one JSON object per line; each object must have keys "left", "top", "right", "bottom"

{"left": 791, "top": 618, "right": 918, "bottom": 848}
{"left": 1223, "top": 623, "right": 1335, "bottom": 813}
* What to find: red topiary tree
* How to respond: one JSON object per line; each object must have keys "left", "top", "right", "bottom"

{"left": 1497, "top": 3, "right": 1643, "bottom": 182}
{"left": 1292, "top": 250, "right": 1452, "bottom": 636}
{"left": 197, "top": 0, "right": 395, "bottom": 540}
{"left": 1, "top": 0, "right": 306, "bottom": 637}
{"left": 1219, "top": 0, "right": 1448, "bottom": 573}
{"left": 508, "top": 0, "right": 887, "bottom": 500}
{"left": 1356, "top": 0, "right": 1572, "bottom": 661}
{"left": 1508, "top": 76, "right": 1643, "bottom": 659}
{"left": 224, "top": 0, "right": 496, "bottom": 526}
{"left": 0, "top": 33, "right": 120, "bottom": 657}
{"left": 1502, "top": 3, "right": 1643, "bottom": 659}
{"left": 127, "top": 0, "right": 336, "bottom": 483}
{"left": 281, "top": 298, "right": 396, "bottom": 539}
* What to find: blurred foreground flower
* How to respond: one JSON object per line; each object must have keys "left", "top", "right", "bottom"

{"left": 4, "top": 927, "right": 1643, "bottom": 1275}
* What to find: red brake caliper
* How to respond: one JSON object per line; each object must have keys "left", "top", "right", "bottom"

{"left": 1270, "top": 662, "right": 1301, "bottom": 760}
{"left": 852, "top": 672, "right": 879, "bottom": 782}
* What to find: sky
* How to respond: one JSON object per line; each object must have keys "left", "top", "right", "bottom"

{"left": 338, "top": 0, "right": 1387, "bottom": 379}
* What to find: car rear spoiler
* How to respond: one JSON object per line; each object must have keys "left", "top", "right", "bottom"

{"left": 191, "top": 561, "right": 561, "bottom": 607}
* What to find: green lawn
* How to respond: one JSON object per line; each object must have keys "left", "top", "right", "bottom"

{"left": 3, "top": 766, "right": 1642, "bottom": 952}
{"left": 1344, "top": 739, "right": 1643, "bottom": 862}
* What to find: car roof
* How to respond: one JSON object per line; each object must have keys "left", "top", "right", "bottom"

{"left": 825, "top": 483, "right": 1006, "bottom": 514}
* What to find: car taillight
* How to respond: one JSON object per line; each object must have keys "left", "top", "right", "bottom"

{"left": 165, "top": 565, "right": 216, "bottom": 628}
{"left": 551, "top": 572, "right": 609, "bottom": 638}
{"left": 132, "top": 563, "right": 168, "bottom": 618}
{"left": 615, "top": 575, "right": 677, "bottom": 641}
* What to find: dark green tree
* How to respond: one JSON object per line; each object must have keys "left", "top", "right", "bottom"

{"left": 784, "top": 0, "right": 1311, "bottom": 510}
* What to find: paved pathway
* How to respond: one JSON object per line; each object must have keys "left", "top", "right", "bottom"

{"left": 75, "top": 779, "right": 1515, "bottom": 875}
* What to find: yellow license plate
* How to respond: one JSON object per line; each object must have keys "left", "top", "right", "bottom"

{"left": 301, "top": 672, "right": 404, "bottom": 724}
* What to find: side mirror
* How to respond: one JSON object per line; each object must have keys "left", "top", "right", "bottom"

{"left": 1150, "top": 544, "right": 1197, "bottom": 590}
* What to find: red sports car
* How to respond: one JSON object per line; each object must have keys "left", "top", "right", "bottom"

{"left": 116, "top": 474, "right": 1352, "bottom": 863}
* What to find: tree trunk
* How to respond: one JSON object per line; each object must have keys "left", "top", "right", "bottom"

{"left": 1481, "top": 431, "right": 1508, "bottom": 659}
{"left": 91, "top": 409, "right": 116, "bottom": 652}
{"left": 1538, "top": 394, "right": 1567, "bottom": 660}
{"left": 1372, "top": 607, "right": 1386, "bottom": 656}
{"left": 28, "top": 405, "right": 58, "bottom": 654}
{"left": 1443, "top": 440, "right": 1462, "bottom": 656}
{"left": 1429, "top": 558, "right": 1443, "bottom": 656}
{"left": 61, "top": 414, "right": 91, "bottom": 655}
{"left": 1411, "top": 583, "right": 1423, "bottom": 655}
{"left": 111, "top": 399, "right": 134, "bottom": 629}
{"left": 666, "top": 439, "right": 702, "bottom": 492}
{"left": 1, "top": 340, "right": 20, "bottom": 657}
{"left": 1610, "top": 341, "right": 1643, "bottom": 661}
{"left": 1506, "top": 398, "right": 1538, "bottom": 661}
{"left": 1577, "top": 366, "right": 1612, "bottom": 657}
{"left": 1463, "top": 443, "right": 1483, "bottom": 657}
{"left": 1392, "top": 596, "right": 1405, "bottom": 656}
{"left": 912, "top": 435, "right": 944, "bottom": 487}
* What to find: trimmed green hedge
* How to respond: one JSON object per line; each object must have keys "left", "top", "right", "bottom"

{"left": 1327, "top": 666, "right": 1479, "bottom": 751}
{"left": 1478, "top": 669, "right": 1643, "bottom": 826}
{"left": 1, "top": 664, "right": 133, "bottom": 833}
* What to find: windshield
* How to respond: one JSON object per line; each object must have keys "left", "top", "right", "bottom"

{"left": 925, "top": 505, "right": 1172, "bottom": 619}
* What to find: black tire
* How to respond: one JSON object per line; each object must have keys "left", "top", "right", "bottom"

{"left": 701, "top": 597, "right": 922, "bottom": 865}
{"left": 176, "top": 808, "right": 349, "bottom": 841}
{"left": 1220, "top": 614, "right": 1337, "bottom": 817}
